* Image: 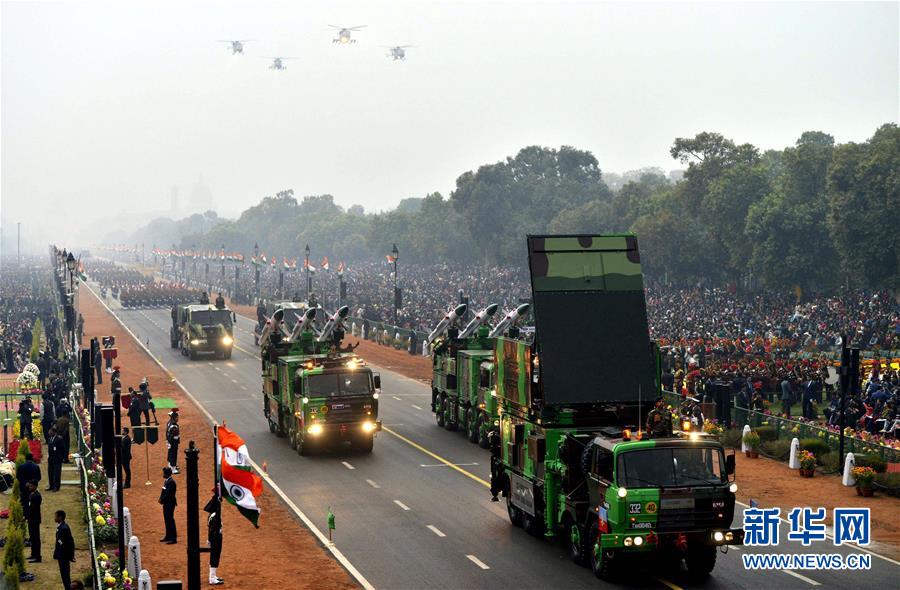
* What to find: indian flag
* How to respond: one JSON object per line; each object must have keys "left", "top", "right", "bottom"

{"left": 217, "top": 426, "right": 263, "bottom": 527}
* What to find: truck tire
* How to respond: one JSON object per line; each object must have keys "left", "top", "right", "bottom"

{"left": 568, "top": 519, "right": 588, "bottom": 565}
{"left": 506, "top": 496, "right": 523, "bottom": 528}
{"left": 297, "top": 434, "right": 310, "bottom": 456}
{"left": 225, "top": 349, "right": 232, "bottom": 360}
{"left": 443, "top": 399, "right": 457, "bottom": 431}
{"left": 435, "top": 393, "right": 446, "bottom": 428}
{"left": 477, "top": 414, "right": 490, "bottom": 449}
{"left": 589, "top": 522, "right": 618, "bottom": 580}
{"left": 466, "top": 408, "right": 479, "bottom": 443}
{"left": 523, "top": 511, "right": 544, "bottom": 537}
{"left": 353, "top": 434, "right": 374, "bottom": 453}
{"left": 189, "top": 349, "right": 197, "bottom": 361}
{"left": 685, "top": 544, "right": 716, "bottom": 580}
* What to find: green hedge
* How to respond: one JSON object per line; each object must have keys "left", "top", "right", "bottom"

{"left": 760, "top": 439, "right": 792, "bottom": 460}
{"left": 854, "top": 454, "right": 888, "bottom": 474}
{"left": 874, "top": 473, "right": 900, "bottom": 497}
{"left": 799, "top": 438, "right": 832, "bottom": 458}
{"left": 755, "top": 425, "right": 779, "bottom": 442}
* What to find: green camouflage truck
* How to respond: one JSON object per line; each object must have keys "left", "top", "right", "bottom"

{"left": 430, "top": 302, "right": 531, "bottom": 447}
{"left": 170, "top": 304, "right": 234, "bottom": 360}
{"left": 261, "top": 305, "right": 382, "bottom": 454}
{"left": 491, "top": 234, "right": 742, "bottom": 580}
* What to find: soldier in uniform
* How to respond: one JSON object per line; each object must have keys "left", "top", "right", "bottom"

{"left": 645, "top": 397, "right": 673, "bottom": 438}
{"left": 200, "top": 292, "right": 210, "bottom": 305}
{"left": 204, "top": 491, "right": 224, "bottom": 585}
{"left": 159, "top": 467, "right": 177, "bottom": 543}
{"left": 166, "top": 410, "right": 181, "bottom": 474}
{"left": 488, "top": 431, "right": 505, "bottom": 502}
{"left": 214, "top": 292, "right": 226, "bottom": 310}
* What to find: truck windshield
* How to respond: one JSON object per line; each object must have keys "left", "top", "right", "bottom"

{"left": 305, "top": 372, "right": 372, "bottom": 397}
{"left": 191, "top": 310, "right": 232, "bottom": 327}
{"left": 617, "top": 446, "right": 725, "bottom": 488}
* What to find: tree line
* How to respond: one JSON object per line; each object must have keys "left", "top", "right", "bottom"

{"left": 126, "top": 123, "right": 898, "bottom": 290}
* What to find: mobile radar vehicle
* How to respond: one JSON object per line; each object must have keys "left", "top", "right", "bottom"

{"left": 491, "top": 235, "right": 742, "bottom": 580}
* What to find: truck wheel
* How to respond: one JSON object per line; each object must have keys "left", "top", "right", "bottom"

{"left": 568, "top": 520, "right": 588, "bottom": 565}
{"left": 353, "top": 434, "right": 374, "bottom": 453}
{"left": 189, "top": 350, "right": 197, "bottom": 361}
{"left": 224, "top": 349, "right": 232, "bottom": 360}
{"left": 466, "top": 408, "right": 479, "bottom": 443}
{"left": 435, "top": 394, "right": 446, "bottom": 428}
{"left": 477, "top": 414, "right": 490, "bottom": 449}
{"left": 289, "top": 427, "right": 298, "bottom": 450}
{"left": 506, "top": 496, "right": 523, "bottom": 528}
{"left": 589, "top": 523, "right": 618, "bottom": 580}
{"left": 443, "top": 399, "right": 456, "bottom": 431}
{"left": 523, "top": 511, "right": 544, "bottom": 537}
{"left": 297, "top": 435, "right": 310, "bottom": 456}
{"left": 685, "top": 544, "right": 716, "bottom": 580}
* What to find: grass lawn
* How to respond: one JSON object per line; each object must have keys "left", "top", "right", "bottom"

{"left": 1, "top": 426, "right": 92, "bottom": 588}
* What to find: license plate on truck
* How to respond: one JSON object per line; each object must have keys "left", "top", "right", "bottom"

{"left": 510, "top": 473, "right": 536, "bottom": 516}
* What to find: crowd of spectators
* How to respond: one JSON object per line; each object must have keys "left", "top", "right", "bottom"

{"left": 0, "top": 260, "right": 62, "bottom": 374}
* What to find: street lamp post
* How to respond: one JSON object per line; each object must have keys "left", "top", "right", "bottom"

{"left": 304, "top": 244, "right": 311, "bottom": 301}
{"left": 392, "top": 243, "right": 399, "bottom": 326}
{"left": 66, "top": 252, "right": 77, "bottom": 348}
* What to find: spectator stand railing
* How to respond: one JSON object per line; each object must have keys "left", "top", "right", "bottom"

{"left": 661, "top": 390, "right": 900, "bottom": 463}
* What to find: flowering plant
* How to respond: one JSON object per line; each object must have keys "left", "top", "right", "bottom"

{"left": 22, "top": 363, "right": 40, "bottom": 376}
{"left": 16, "top": 371, "right": 38, "bottom": 390}
{"left": 851, "top": 466, "right": 876, "bottom": 487}
{"left": 797, "top": 449, "right": 816, "bottom": 470}
{"left": 743, "top": 431, "right": 761, "bottom": 449}
{"left": 702, "top": 419, "right": 724, "bottom": 436}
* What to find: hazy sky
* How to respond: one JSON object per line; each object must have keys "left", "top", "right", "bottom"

{"left": 2, "top": 1, "right": 897, "bottom": 250}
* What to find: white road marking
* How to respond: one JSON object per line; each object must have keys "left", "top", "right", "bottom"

{"left": 393, "top": 500, "right": 411, "bottom": 511}
{"left": 341, "top": 461, "right": 355, "bottom": 470}
{"left": 466, "top": 555, "right": 489, "bottom": 570}
{"left": 240, "top": 385, "right": 248, "bottom": 391}
{"left": 231, "top": 379, "right": 238, "bottom": 384}
{"left": 215, "top": 367, "right": 221, "bottom": 371}
{"left": 420, "top": 463, "right": 479, "bottom": 468}
{"left": 392, "top": 396, "right": 402, "bottom": 401}
{"left": 365, "top": 479, "right": 380, "bottom": 489}
{"left": 782, "top": 570, "right": 821, "bottom": 586}
{"left": 207, "top": 362, "right": 213, "bottom": 366}
{"left": 222, "top": 372, "right": 230, "bottom": 377}
{"left": 411, "top": 404, "right": 423, "bottom": 410}
{"left": 426, "top": 525, "right": 446, "bottom": 537}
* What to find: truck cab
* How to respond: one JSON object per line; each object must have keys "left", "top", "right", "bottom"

{"left": 265, "top": 353, "right": 382, "bottom": 454}
{"left": 170, "top": 304, "right": 234, "bottom": 360}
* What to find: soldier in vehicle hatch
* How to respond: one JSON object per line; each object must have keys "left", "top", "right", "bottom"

{"left": 645, "top": 397, "right": 673, "bottom": 438}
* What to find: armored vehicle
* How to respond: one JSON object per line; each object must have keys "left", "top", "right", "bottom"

{"left": 170, "top": 304, "right": 234, "bottom": 360}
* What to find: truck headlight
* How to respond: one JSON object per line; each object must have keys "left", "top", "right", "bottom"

{"left": 617, "top": 487, "right": 627, "bottom": 498}
{"left": 308, "top": 423, "right": 323, "bottom": 436}
{"left": 372, "top": 392, "right": 379, "bottom": 400}
{"left": 362, "top": 421, "right": 376, "bottom": 433}
{"left": 633, "top": 536, "right": 643, "bottom": 546}
{"left": 301, "top": 397, "right": 309, "bottom": 404}
{"left": 624, "top": 537, "right": 633, "bottom": 547}
{"left": 222, "top": 335, "right": 233, "bottom": 345}
{"left": 729, "top": 483, "right": 738, "bottom": 494}
{"left": 725, "top": 532, "right": 734, "bottom": 541}
{"left": 713, "top": 531, "right": 724, "bottom": 543}
{"left": 190, "top": 339, "right": 200, "bottom": 346}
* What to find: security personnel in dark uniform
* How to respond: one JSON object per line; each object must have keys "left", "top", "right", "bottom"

{"left": 25, "top": 480, "right": 42, "bottom": 562}
{"left": 18, "top": 396, "right": 34, "bottom": 440}
{"left": 121, "top": 428, "right": 132, "bottom": 488}
{"left": 488, "top": 430, "right": 505, "bottom": 502}
{"left": 159, "top": 467, "right": 177, "bottom": 543}
{"left": 204, "top": 492, "right": 224, "bottom": 585}
{"left": 166, "top": 410, "right": 180, "bottom": 474}
{"left": 645, "top": 397, "right": 673, "bottom": 438}
{"left": 200, "top": 292, "right": 210, "bottom": 305}
{"left": 215, "top": 292, "right": 225, "bottom": 310}
{"left": 54, "top": 510, "right": 75, "bottom": 588}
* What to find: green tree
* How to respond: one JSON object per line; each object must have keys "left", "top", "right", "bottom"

{"left": 826, "top": 124, "right": 900, "bottom": 288}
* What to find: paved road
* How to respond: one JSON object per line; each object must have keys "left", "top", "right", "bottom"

{"left": 94, "top": 288, "right": 899, "bottom": 590}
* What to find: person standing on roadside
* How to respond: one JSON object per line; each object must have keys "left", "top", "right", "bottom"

{"left": 166, "top": 410, "right": 180, "bottom": 474}
{"left": 54, "top": 510, "right": 75, "bottom": 589}
{"left": 121, "top": 427, "right": 132, "bottom": 489}
{"left": 47, "top": 428, "right": 64, "bottom": 491}
{"left": 204, "top": 491, "right": 224, "bottom": 585}
{"left": 159, "top": 467, "right": 177, "bottom": 544}
{"left": 25, "top": 480, "right": 42, "bottom": 563}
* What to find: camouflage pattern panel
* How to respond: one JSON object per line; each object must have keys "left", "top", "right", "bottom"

{"left": 526, "top": 234, "right": 653, "bottom": 405}
{"left": 528, "top": 235, "right": 643, "bottom": 293}
{"left": 494, "top": 337, "right": 532, "bottom": 408}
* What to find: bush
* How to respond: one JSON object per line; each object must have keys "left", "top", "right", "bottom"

{"left": 4, "top": 563, "right": 19, "bottom": 590}
{"left": 760, "top": 439, "right": 792, "bottom": 461}
{"left": 722, "top": 428, "right": 743, "bottom": 449}
{"left": 743, "top": 431, "right": 761, "bottom": 449}
{"left": 799, "top": 438, "right": 831, "bottom": 458}
{"left": 755, "top": 425, "right": 778, "bottom": 442}
{"left": 6, "top": 500, "right": 24, "bottom": 533}
{"left": 3, "top": 526, "right": 24, "bottom": 578}
{"left": 853, "top": 454, "right": 887, "bottom": 474}
{"left": 873, "top": 473, "right": 900, "bottom": 497}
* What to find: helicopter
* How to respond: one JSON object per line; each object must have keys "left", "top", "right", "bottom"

{"left": 384, "top": 45, "right": 413, "bottom": 60}
{"left": 217, "top": 40, "right": 254, "bottom": 55}
{"left": 259, "top": 56, "right": 297, "bottom": 71}
{"left": 329, "top": 25, "right": 366, "bottom": 44}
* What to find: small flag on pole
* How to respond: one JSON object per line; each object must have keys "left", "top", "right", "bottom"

{"left": 337, "top": 262, "right": 345, "bottom": 276}
{"left": 321, "top": 257, "right": 329, "bottom": 271}
{"left": 327, "top": 506, "right": 335, "bottom": 542}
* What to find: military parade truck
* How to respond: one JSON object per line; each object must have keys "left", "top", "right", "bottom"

{"left": 492, "top": 234, "right": 742, "bottom": 580}
{"left": 170, "top": 303, "right": 234, "bottom": 360}
{"left": 261, "top": 305, "right": 382, "bottom": 454}
{"left": 430, "top": 302, "right": 530, "bottom": 447}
